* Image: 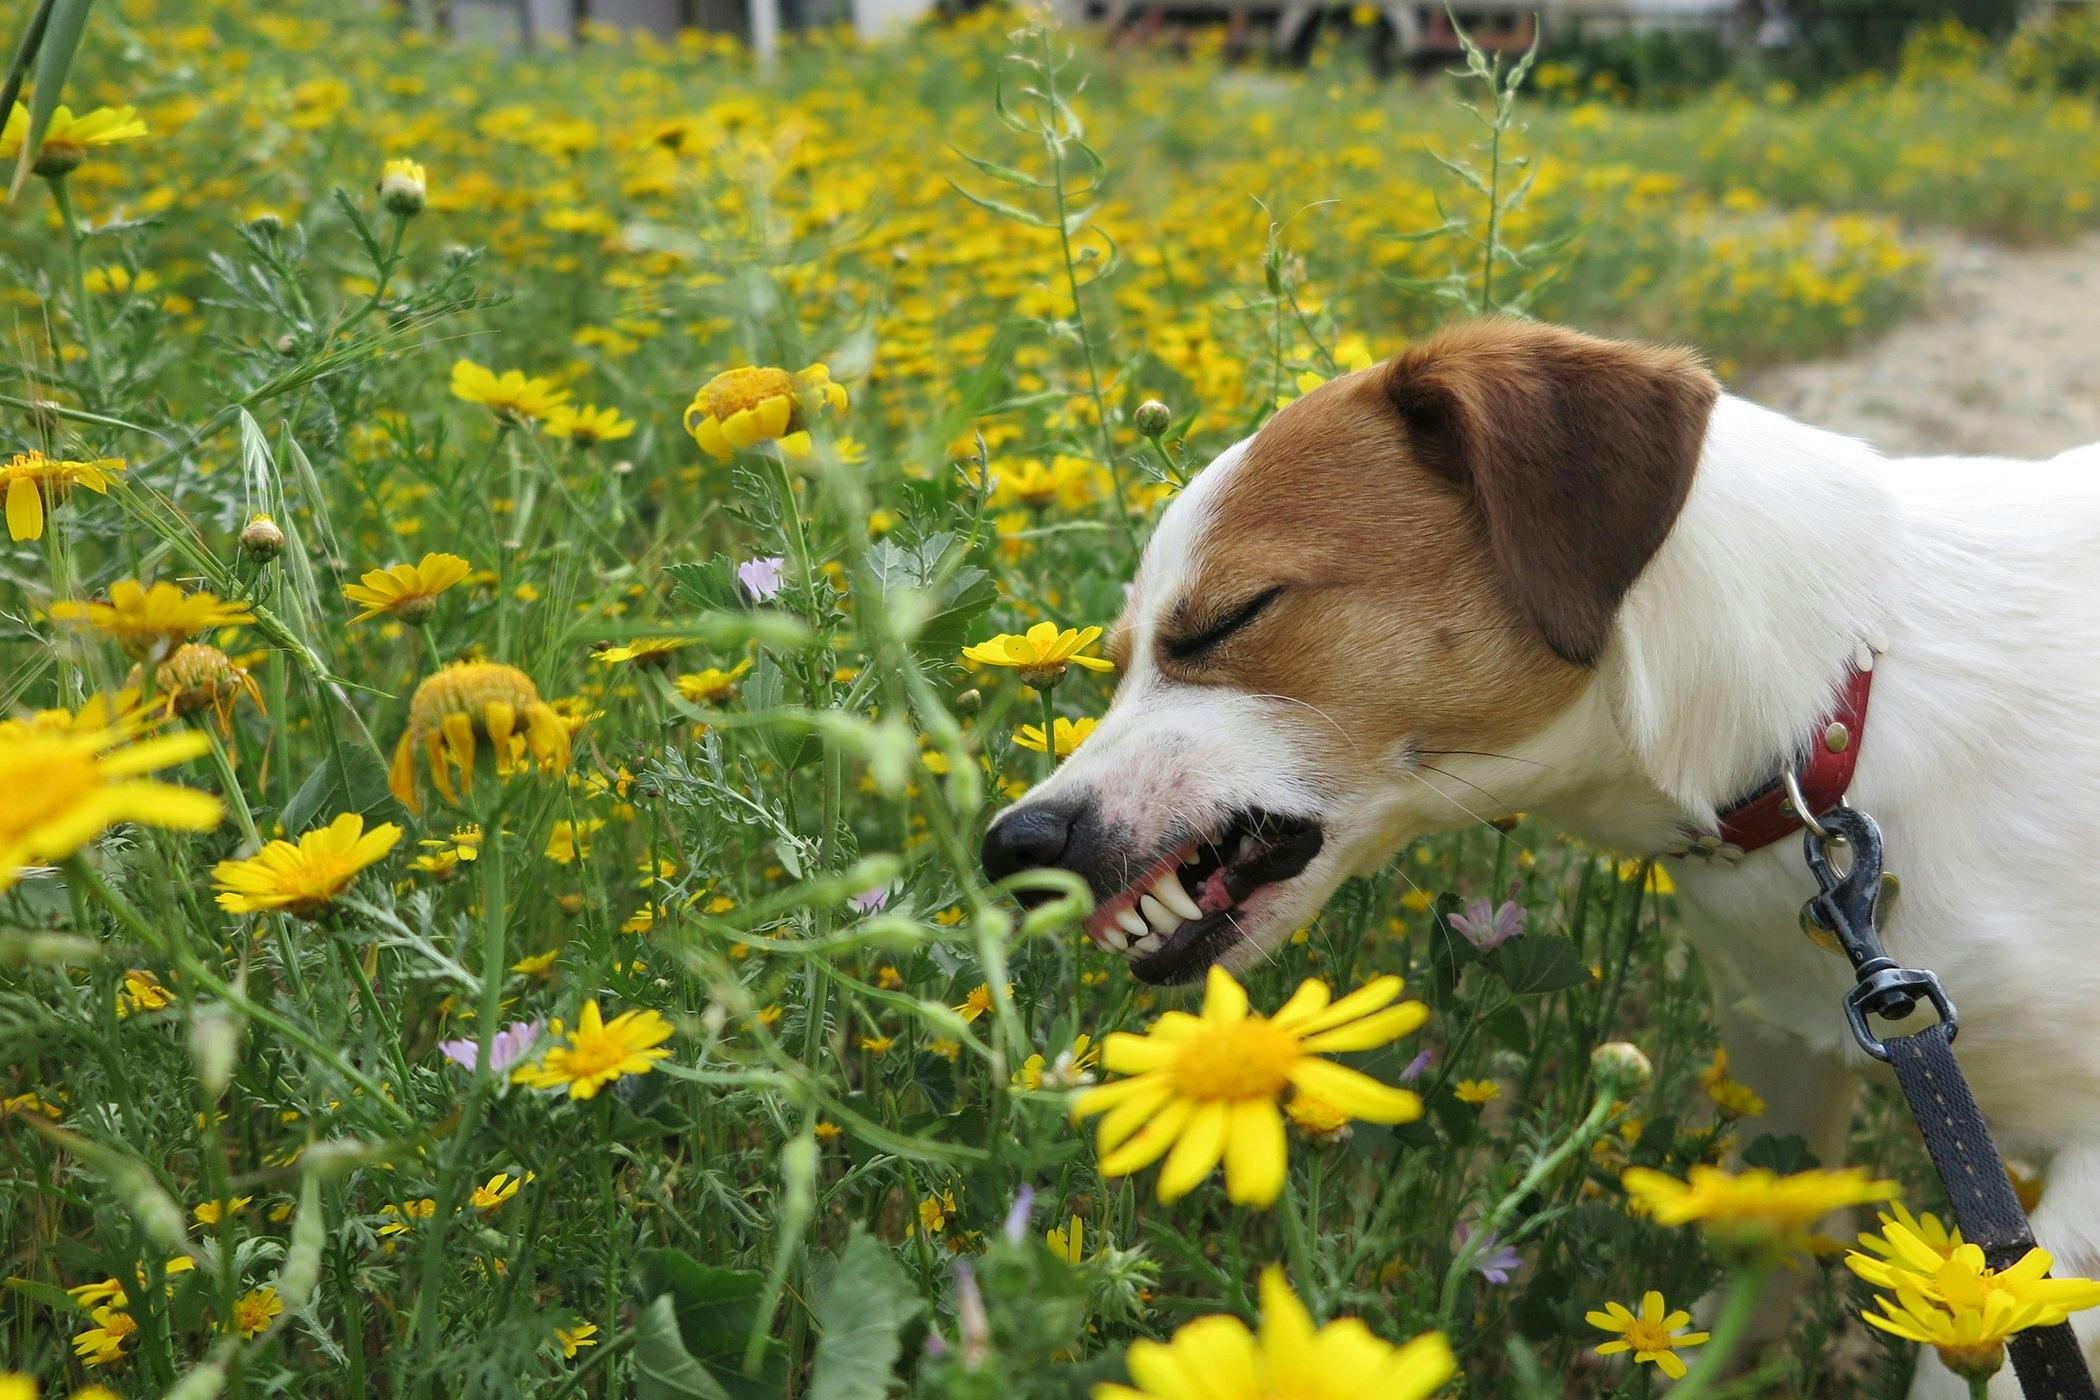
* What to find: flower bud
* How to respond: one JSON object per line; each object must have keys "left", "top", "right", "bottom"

{"left": 954, "top": 687, "right": 982, "bottom": 716}
{"left": 1133, "top": 399, "right": 1172, "bottom": 438}
{"left": 239, "top": 513, "right": 285, "bottom": 560}
{"left": 248, "top": 211, "right": 283, "bottom": 238}
{"left": 378, "top": 158, "right": 428, "bottom": 218}
{"left": 1590, "top": 1040, "right": 1654, "bottom": 1094}
{"left": 188, "top": 1005, "right": 239, "bottom": 1100}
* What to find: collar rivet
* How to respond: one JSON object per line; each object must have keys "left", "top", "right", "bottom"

{"left": 1824, "top": 721, "right": 1851, "bottom": 754}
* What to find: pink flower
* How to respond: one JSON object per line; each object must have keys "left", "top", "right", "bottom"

{"left": 439, "top": 1019, "right": 541, "bottom": 1075}
{"left": 1449, "top": 881, "right": 1526, "bottom": 953}
{"left": 737, "top": 555, "right": 785, "bottom": 602}
{"left": 849, "top": 886, "right": 890, "bottom": 914}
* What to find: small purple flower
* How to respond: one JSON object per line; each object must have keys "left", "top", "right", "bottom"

{"left": 849, "top": 885, "right": 890, "bottom": 914}
{"left": 1400, "top": 1049, "right": 1434, "bottom": 1083}
{"left": 439, "top": 1019, "right": 541, "bottom": 1075}
{"left": 737, "top": 555, "right": 785, "bottom": 602}
{"left": 1002, "top": 1185, "right": 1035, "bottom": 1244}
{"left": 1448, "top": 880, "right": 1526, "bottom": 953}
{"left": 1455, "top": 1223, "right": 1523, "bottom": 1286}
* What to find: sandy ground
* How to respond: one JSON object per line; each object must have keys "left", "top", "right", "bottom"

{"left": 1742, "top": 231, "right": 2100, "bottom": 460}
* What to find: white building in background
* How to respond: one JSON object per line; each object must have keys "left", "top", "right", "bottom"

{"left": 448, "top": 0, "right": 937, "bottom": 54}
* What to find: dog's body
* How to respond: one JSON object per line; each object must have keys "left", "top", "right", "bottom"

{"left": 980, "top": 320, "right": 2100, "bottom": 1397}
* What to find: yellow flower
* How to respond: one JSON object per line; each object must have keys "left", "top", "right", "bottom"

{"left": 143, "top": 643, "right": 265, "bottom": 734}
{"left": 1586, "top": 1290, "right": 1710, "bottom": 1380}
{"left": 212, "top": 813, "right": 403, "bottom": 916}
{"left": 593, "top": 636, "right": 692, "bottom": 669}
{"left": 510, "top": 948, "right": 559, "bottom": 976}
{"left": 1094, "top": 1266, "right": 1454, "bottom": 1400}
{"left": 1849, "top": 1223, "right": 2100, "bottom": 1330}
{"left": 684, "top": 364, "right": 848, "bottom": 460}
{"left": 378, "top": 157, "right": 427, "bottom": 216}
{"left": 1848, "top": 1203, "right": 1964, "bottom": 1281}
{"left": 115, "top": 969, "right": 173, "bottom": 1018}
{"left": 918, "top": 1190, "right": 955, "bottom": 1235}
{"left": 1453, "top": 1079, "right": 1500, "bottom": 1106}
{"left": 554, "top": 1321, "right": 599, "bottom": 1358}
{"left": 511, "top": 999, "right": 673, "bottom": 1099}
{"left": 51, "top": 580, "right": 254, "bottom": 660}
{"left": 343, "top": 552, "right": 471, "bottom": 624}
{"left": 1697, "top": 1047, "right": 1767, "bottom": 1118}
{"left": 1621, "top": 1164, "right": 1899, "bottom": 1254}
{"left": 673, "top": 660, "right": 752, "bottom": 705}
{"left": 0, "top": 726, "right": 221, "bottom": 891}
{"left": 193, "top": 1195, "right": 253, "bottom": 1225}
{"left": 1, "top": 102, "right": 148, "bottom": 176}
{"left": 1046, "top": 1215, "right": 1085, "bottom": 1264}
{"left": 471, "top": 1170, "right": 531, "bottom": 1211}
{"left": 543, "top": 818, "right": 603, "bottom": 864}
{"left": 1013, "top": 716, "right": 1097, "bottom": 757}
{"left": 450, "top": 360, "right": 571, "bottom": 423}
{"left": 0, "top": 451, "right": 124, "bottom": 541}
{"left": 962, "top": 622, "right": 1115, "bottom": 689}
{"left": 71, "top": 1305, "right": 138, "bottom": 1366}
{"left": 230, "top": 1286, "right": 282, "bottom": 1338}
{"left": 1073, "top": 966, "right": 1428, "bottom": 1207}
{"left": 377, "top": 1197, "right": 436, "bottom": 1239}
{"left": 387, "top": 661, "right": 573, "bottom": 813}
{"left": 953, "top": 982, "right": 1010, "bottom": 1023}
{"left": 860, "top": 1034, "right": 895, "bottom": 1054}
{"left": 544, "top": 403, "right": 635, "bottom": 446}
{"left": 409, "top": 826, "right": 482, "bottom": 877}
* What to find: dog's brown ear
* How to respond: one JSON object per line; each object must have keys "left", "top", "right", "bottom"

{"left": 1383, "top": 318, "right": 1719, "bottom": 666}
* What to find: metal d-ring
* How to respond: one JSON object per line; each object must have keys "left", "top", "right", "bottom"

{"left": 1781, "top": 767, "right": 1836, "bottom": 842}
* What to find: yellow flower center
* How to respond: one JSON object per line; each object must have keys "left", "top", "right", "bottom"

{"left": 1622, "top": 1319, "right": 1676, "bottom": 1353}
{"left": 409, "top": 662, "right": 545, "bottom": 736}
{"left": 1171, "top": 1018, "right": 1300, "bottom": 1101}
{"left": 561, "top": 1025, "right": 636, "bottom": 1081}
{"left": 697, "top": 366, "right": 796, "bottom": 420}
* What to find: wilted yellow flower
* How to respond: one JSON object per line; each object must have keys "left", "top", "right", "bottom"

{"left": 684, "top": 364, "right": 847, "bottom": 460}
{"left": 450, "top": 360, "right": 570, "bottom": 423}
{"left": 212, "top": 813, "right": 403, "bottom": 916}
{"left": 1074, "top": 966, "right": 1427, "bottom": 1207}
{"left": 51, "top": 580, "right": 253, "bottom": 660}
{"left": 343, "top": 552, "right": 471, "bottom": 624}
{"left": 388, "top": 661, "right": 573, "bottom": 813}
{"left": 0, "top": 726, "right": 221, "bottom": 890}
{"left": 140, "top": 643, "right": 265, "bottom": 736}
{"left": 0, "top": 451, "right": 124, "bottom": 541}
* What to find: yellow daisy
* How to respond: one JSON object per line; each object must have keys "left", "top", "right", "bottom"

{"left": 683, "top": 364, "right": 847, "bottom": 460}
{"left": 71, "top": 1305, "right": 138, "bottom": 1366}
{"left": 230, "top": 1286, "right": 282, "bottom": 1339}
{"left": 1073, "top": 966, "right": 1427, "bottom": 1207}
{"left": 211, "top": 813, "right": 403, "bottom": 917}
{"left": 592, "top": 636, "right": 693, "bottom": 669}
{"left": 554, "top": 1321, "right": 599, "bottom": 1358}
{"left": 962, "top": 622, "right": 1115, "bottom": 689}
{"left": 1586, "top": 1290, "right": 1710, "bottom": 1380}
{"left": 471, "top": 1170, "right": 531, "bottom": 1211}
{"left": 51, "top": 580, "right": 253, "bottom": 660}
{"left": 1453, "top": 1079, "right": 1501, "bottom": 1106}
{"left": 1013, "top": 715, "right": 1097, "bottom": 757}
{"left": 449, "top": 360, "right": 571, "bottom": 423}
{"left": 0, "top": 727, "right": 221, "bottom": 890}
{"left": 673, "top": 660, "right": 751, "bottom": 705}
{"left": 1622, "top": 1164, "right": 1899, "bottom": 1254}
{"left": 510, "top": 999, "right": 673, "bottom": 1099}
{"left": 142, "top": 643, "right": 265, "bottom": 735}
{"left": 0, "top": 451, "right": 125, "bottom": 541}
{"left": 343, "top": 552, "right": 471, "bottom": 624}
{"left": 1, "top": 102, "right": 148, "bottom": 176}
{"left": 1094, "top": 1266, "right": 1454, "bottom": 1400}
{"left": 387, "top": 661, "right": 573, "bottom": 813}
{"left": 543, "top": 403, "right": 635, "bottom": 447}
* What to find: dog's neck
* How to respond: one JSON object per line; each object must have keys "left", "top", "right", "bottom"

{"left": 1518, "top": 395, "right": 1902, "bottom": 854}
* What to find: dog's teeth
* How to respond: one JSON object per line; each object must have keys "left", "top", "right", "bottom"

{"left": 1131, "top": 931, "right": 1162, "bottom": 955}
{"left": 1101, "top": 921, "right": 1129, "bottom": 952}
{"left": 1152, "top": 872, "right": 1202, "bottom": 921}
{"left": 1138, "top": 894, "right": 1180, "bottom": 936}
{"left": 1114, "top": 908, "right": 1147, "bottom": 939}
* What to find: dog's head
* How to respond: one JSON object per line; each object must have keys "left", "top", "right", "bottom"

{"left": 981, "top": 318, "right": 1719, "bottom": 984}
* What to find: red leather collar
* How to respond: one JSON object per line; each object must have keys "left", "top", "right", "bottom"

{"left": 1711, "top": 659, "right": 1875, "bottom": 856}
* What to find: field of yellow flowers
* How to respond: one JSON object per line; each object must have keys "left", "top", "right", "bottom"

{"left": 6, "top": 1, "right": 2100, "bottom": 1396}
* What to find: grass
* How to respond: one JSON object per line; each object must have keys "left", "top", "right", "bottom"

{"left": 1, "top": 2, "right": 2095, "bottom": 1396}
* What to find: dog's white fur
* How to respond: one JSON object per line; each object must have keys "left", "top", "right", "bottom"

{"left": 1030, "top": 393, "right": 2100, "bottom": 1398}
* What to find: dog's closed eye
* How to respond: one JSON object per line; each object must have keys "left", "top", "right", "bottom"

{"left": 1164, "top": 585, "right": 1286, "bottom": 662}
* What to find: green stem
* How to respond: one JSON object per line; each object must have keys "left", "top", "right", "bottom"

{"left": 1667, "top": 1262, "right": 1772, "bottom": 1398}
{"left": 48, "top": 176, "right": 107, "bottom": 403}
{"left": 1036, "top": 685, "right": 1058, "bottom": 782}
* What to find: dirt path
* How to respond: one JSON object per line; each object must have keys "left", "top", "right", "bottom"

{"left": 1743, "top": 231, "right": 2100, "bottom": 460}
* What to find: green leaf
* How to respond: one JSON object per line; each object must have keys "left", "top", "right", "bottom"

{"left": 1487, "top": 936, "right": 1591, "bottom": 996}
{"left": 1741, "top": 1132, "right": 1820, "bottom": 1174}
{"left": 634, "top": 1294, "right": 733, "bottom": 1400}
{"left": 808, "top": 1230, "right": 924, "bottom": 1400}
{"left": 279, "top": 743, "right": 407, "bottom": 836}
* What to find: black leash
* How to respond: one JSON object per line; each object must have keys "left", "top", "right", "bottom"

{"left": 1798, "top": 804, "right": 2096, "bottom": 1398}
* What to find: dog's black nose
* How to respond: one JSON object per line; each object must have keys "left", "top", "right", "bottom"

{"left": 981, "top": 800, "right": 1082, "bottom": 886}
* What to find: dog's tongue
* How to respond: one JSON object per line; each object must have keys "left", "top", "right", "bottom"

{"left": 1197, "top": 866, "right": 1233, "bottom": 913}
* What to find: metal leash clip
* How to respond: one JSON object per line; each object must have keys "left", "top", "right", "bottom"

{"left": 1791, "top": 789, "right": 1957, "bottom": 1061}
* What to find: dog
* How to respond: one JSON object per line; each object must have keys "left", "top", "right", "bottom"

{"left": 979, "top": 318, "right": 2100, "bottom": 1398}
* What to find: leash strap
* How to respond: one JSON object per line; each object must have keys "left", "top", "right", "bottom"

{"left": 1799, "top": 807, "right": 2096, "bottom": 1398}
{"left": 1884, "top": 1028, "right": 2092, "bottom": 1397}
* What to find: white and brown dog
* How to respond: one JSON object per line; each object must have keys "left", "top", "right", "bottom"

{"left": 980, "top": 318, "right": 2100, "bottom": 1397}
